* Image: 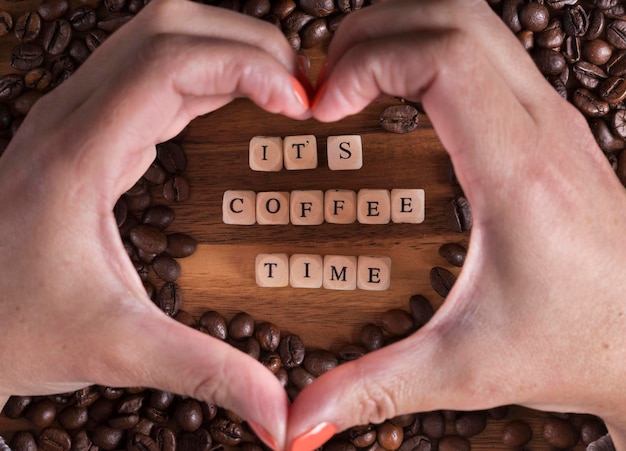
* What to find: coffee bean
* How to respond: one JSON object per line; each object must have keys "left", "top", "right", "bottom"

{"left": 58, "top": 405, "right": 88, "bottom": 430}
{"left": 232, "top": 336, "right": 261, "bottom": 359}
{"left": 591, "top": 0, "right": 619, "bottom": 9}
{"left": 502, "top": 419, "right": 533, "bottom": 447}
{"left": 580, "top": 418, "right": 608, "bottom": 445}
{"left": 97, "top": 13, "right": 133, "bottom": 32}
{"left": 286, "top": 32, "right": 301, "bottom": 51}
{"left": 156, "top": 141, "right": 187, "bottom": 174}
{"left": 381, "top": 308, "right": 414, "bottom": 336}
{"left": 573, "top": 61, "right": 607, "bottom": 90}
{"left": 174, "top": 398, "right": 203, "bottom": 432}
{"left": 259, "top": 351, "right": 280, "bottom": 373}
{"left": 242, "top": 0, "right": 270, "bottom": 17}
{"left": 24, "top": 67, "right": 51, "bottom": 91}
{"left": 0, "top": 74, "right": 24, "bottom": 103}
{"left": 74, "top": 386, "right": 100, "bottom": 408}
{"left": 583, "top": 39, "right": 613, "bottom": 66}
{"left": 289, "top": 366, "right": 315, "bottom": 390}
{"left": 255, "top": 321, "right": 280, "bottom": 351}
{"left": 303, "top": 348, "right": 338, "bottom": 376}
{"left": 38, "top": 0, "right": 69, "bottom": 21}
{"left": 11, "top": 431, "right": 37, "bottom": 451}
{"left": 152, "top": 255, "right": 181, "bottom": 282}
{"left": 39, "top": 427, "right": 71, "bottom": 451}
{"left": 282, "top": 10, "right": 314, "bottom": 34}
{"left": 271, "top": 0, "right": 295, "bottom": 19}
{"left": 535, "top": 18, "right": 564, "bottom": 48}
{"left": 445, "top": 196, "right": 472, "bottom": 232}
{"left": 398, "top": 435, "right": 432, "bottom": 451}
{"left": 228, "top": 311, "right": 255, "bottom": 341}
{"left": 11, "top": 44, "right": 44, "bottom": 71}
{"left": 573, "top": 87, "right": 610, "bottom": 116}
{"left": 299, "top": 0, "right": 334, "bottom": 16}
{"left": 85, "top": 29, "right": 108, "bottom": 52}
{"left": 25, "top": 398, "right": 57, "bottom": 428}
{"left": 350, "top": 425, "right": 377, "bottom": 448}
{"left": 68, "top": 38, "right": 91, "bottom": 64}
{"left": 545, "top": 0, "right": 579, "bottom": 8}
{"left": 408, "top": 294, "right": 434, "bottom": 329}
{"left": 300, "top": 17, "right": 331, "bottom": 49}
{"left": 338, "top": 343, "right": 366, "bottom": 361}
{"left": 591, "top": 117, "right": 625, "bottom": 152}
{"left": 377, "top": 421, "right": 403, "bottom": 451}
{"left": 502, "top": 0, "right": 523, "bottom": 32}
{"left": 277, "top": 333, "right": 305, "bottom": 367}
{"left": 42, "top": 19, "right": 72, "bottom": 55}
{"left": 430, "top": 267, "right": 457, "bottom": 298}
{"left": 542, "top": 416, "right": 580, "bottom": 448}
{"left": 517, "top": 30, "right": 533, "bottom": 50}
{"left": 91, "top": 424, "right": 124, "bottom": 450}
{"left": 359, "top": 323, "right": 384, "bottom": 351}
{"left": 519, "top": 2, "right": 549, "bottom": 32}
{"left": 380, "top": 104, "right": 419, "bottom": 134}
{"left": 117, "top": 394, "right": 144, "bottom": 414}
{"left": 563, "top": 5, "right": 589, "bottom": 36}
{"left": 438, "top": 243, "right": 467, "bottom": 267}
{"left": 210, "top": 418, "right": 243, "bottom": 446}
{"left": 163, "top": 175, "right": 190, "bottom": 202}
{"left": 49, "top": 54, "right": 75, "bottom": 87}
{"left": 600, "top": 76, "right": 626, "bottom": 103}
{"left": 15, "top": 12, "right": 41, "bottom": 42}
{"left": 532, "top": 47, "right": 567, "bottom": 75}
{"left": 438, "top": 435, "right": 470, "bottom": 451}
{"left": 130, "top": 224, "right": 167, "bottom": 254}
{"left": 144, "top": 406, "right": 169, "bottom": 424}
{"left": 199, "top": 310, "right": 228, "bottom": 339}
{"left": 155, "top": 427, "right": 176, "bottom": 451}
{"left": 607, "top": 19, "right": 626, "bottom": 49}
{"left": 128, "top": 433, "right": 158, "bottom": 451}
{"left": 108, "top": 412, "right": 140, "bottom": 429}
{"left": 14, "top": 89, "right": 42, "bottom": 115}
{"left": 454, "top": 411, "right": 487, "bottom": 437}
{"left": 3, "top": 396, "right": 32, "bottom": 419}
{"left": 607, "top": 49, "right": 626, "bottom": 76}
{"left": 105, "top": 0, "right": 125, "bottom": 11}
{"left": 156, "top": 282, "right": 182, "bottom": 316}
{"left": 337, "top": 0, "right": 363, "bottom": 13}
{"left": 133, "top": 418, "right": 156, "bottom": 437}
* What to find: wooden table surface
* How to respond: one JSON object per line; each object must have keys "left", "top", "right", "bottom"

{"left": 0, "top": 1, "right": 594, "bottom": 449}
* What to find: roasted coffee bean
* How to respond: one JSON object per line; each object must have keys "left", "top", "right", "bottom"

{"left": 229, "top": 311, "right": 255, "bottom": 340}
{"left": 573, "top": 61, "right": 607, "bottom": 90}
{"left": 381, "top": 308, "right": 414, "bottom": 336}
{"left": 271, "top": 0, "right": 295, "bottom": 18}
{"left": 289, "top": 366, "right": 315, "bottom": 390}
{"left": 535, "top": 18, "right": 564, "bottom": 48}
{"left": 105, "top": 0, "right": 125, "bottom": 11}
{"left": 144, "top": 406, "right": 169, "bottom": 424}
{"left": 286, "top": 32, "right": 301, "bottom": 51}
{"left": 3, "top": 395, "right": 32, "bottom": 419}
{"left": 487, "top": 405, "right": 509, "bottom": 420}
{"left": 14, "top": 89, "right": 42, "bottom": 115}
{"left": 143, "top": 160, "right": 167, "bottom": 184}
{"left": 116, "top": 394, "right": 143, "bottom": 414}
{"left": 149, "top": 390, "right": 175, "bottom": 411}
{"left": 299, "top": 0, "right": 334, "bottom": 16}
{"left": 130, "top": 224, "right": 167, "bottom": 254}
{"left": 68, "top": 7, "right": 97, "bottom": 32}
{"left": 11, "top": 431, "right": 37, "bottom": 451}
{"left": 517, "top": 29, "right": 533, "bottom": 50}
{"left": 141, "top": 205, "right": 174, "bottom": 230}
{"left": 359, "top": 323, "right": 384, "bottom": 351}
{"left": 612, "top": 109, "right": 626, "bottom": 139}
{"left": 242, "top": 0, "right": 270, "bottom": 16}
{"left": 97, "top": 13, "right": 133, "bottom": 32}
{"left": 42, "top": 18, "right": 72, "bottom": 55}
{"left": 328, "top": 13, "right": 347, "bottom": 32}
{"left": 303, "top": 349, "right": 338, "bottom": 376}
{"left": 24, "top": 67, "right": 51, "bottom": 91}
{"left": 157, "top": 141, "right": 187, "bottom": 173}
{"left": 0, "top": 74, "right": 24, "bottom": 102}
{"left": 155, "top": 427, "right": 176, "bottom": 451}
{"left": 591, "top": 0, "right": 619, "bottom": 9}
{"left": 502, "top": 419, "right": 533, "bottom": 447}
{"left": 131, "top": 418, "right": 155, "bottom": 437}
{"left": 438, "top": 242, "right": 467, "bottom": 267}
{"left": 446, "top": 196, "right": 472, "bottom": 232}
{"left": 11, "top": 44, "right": 44, "bottom": 71}
{"left": 25, "top": 398, "right": 57, "bottom": 428}
{"left": 91, "top": 424, "right": 124, "bottom": 450}
{"left": 337, "top": 0, "right": 363, "bottom": 13}
{"left": 15, "top": 12, "right": 41, "bottom": 42}
{"left": 152, "top": 255, "right": 181, "bottom": 282}
{"left": 0, "top": 104, "right": 11, "bottom": 131}
{"left": 300, "top": 18, "right": 331, "bottom": 48}
{"left": 255, "top": 321, "right": 281, "bottom": 351}
{"left": 430, "top": 267, "right": 456, "bottom": 298}
{"left": 165, "top": 232, "right": 197, "bottom": 258}
{"left": 591, "top": 117, "right": 625, "bottom": 152}
{"left": 338, "top": 343, "right": 366, "bottom": 361}
{"left": 324, "top": 440, "right": 356, "bottom": 451}
{"left": 38, "top": 0, "right": 69, "bottom": 20}
{"left": 563, "top": 5, "right": 589, "bottom": 37}
{"left": 564, "top": 35, "right": 582, "bottom": 63}
{"left": 179, "top": 428, "right": 212, "bottom": 451}
{"left": 275, "top": 367, "right": 289, "bottom": 386}
{"left": 0, "top": 11, "right": 13, "bottom": 37}
{"left": 584, "top": 39, "right": 613, "bottom": 66}
{"left": 421, "top": 411, "right": 446, "bottom": 439}
{"left": 175, "top": 309, "right": 197, "bottom": 327}
{"left": 409, "top": 294, "right": 434, "bottom": 329}
{"left": 199, "top": 310, "right": 228, "bottom": 339}
{"left": 542, "top": 416, "right": 580, "bottom": 448}
{"left": 277, "top": 333, "right": 305, "bottom": 367}
{"left": 58, "top": 405, "right": 88, "bottom": 430}
{"left": 545, "top": 0, "right": 578, "bottom": 8}
{"left": 128, "top": 433, "right": 158, "bottom": 451}
{"left": 377, "top": 421, "right": 403, "bottom": 451}
{"left": 163, "top": 175, "right": 190, "bottom": 202}
{"left": 174, "top": 398, "right": 203, "bottom": 432}
{"left": 232, "top": 336, "right": 261, "bottom": 359}
{"left": 519, "top": 2, "right": 549, "bottom": 32}
{"left": 380, "top": 104, "right": 419, "bottom": 134}
{"left": 438, "top": 435, "right": 470, "bottom": 451}
{"left": 600, "top": 76, "right": 626, "bottom": 103}
{"left": 108, "top": 413, "right": 140, "bottom": 429}
{"left": 398, "top": 435, "right": 432, "bottom": 451}
{"left": 71, "top": 430, "right": 97, "bottom": 451}
{"left": 532, "top": 47, "right": 566, "bottom": 75}
{"left": 580, "top": 418, "right": 608, "bottom": 445}
{"left": 49, "top": 54, "right": 75, "bottom": 87}
{"left": 68, "top": 38, "right": 91, "bottom": 64}
{"left": 210, "top": 418, "right": 243, "bottom": 446}
{"left": 573, "top": 87, "right": 610, "bottom": 116}
{"left": 607, "top": 49, "right": 626, "bottom": 76}
{"left": 156, "top": 282, "right": 182, "bottom": 316}
{"left": 85, "top": 29, "right": 107, "bottom": 52}
{"left": 88, "top": 396, "right": 116, "bottom": 423}
{"left": 586, "top": 8, "right": 606, "bottom": 41}
{"left": 454, "top": 411, "right": 487, "bottom": 437}
{"left": 350, "top": 425, "right": 377, "bottom": 448}
{"left": 39, "top": 427, "right": 71, "bottom": 451}
{"left": 260, "top": 351, "right": 282, "bottom": 373}
{"left": 607, "top": 19, "right": 626, "bottom": 49}
{"left": 282, "top": 10, "right": 315, "bottom": 34}
{"left": 502, "top": 0, "right": 523, "bottom": 32}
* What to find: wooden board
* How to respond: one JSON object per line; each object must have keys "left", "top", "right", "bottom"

{"left": 0, "top": 1, "right": 593, "bottom": 448}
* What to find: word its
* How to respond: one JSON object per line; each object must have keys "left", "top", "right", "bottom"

{"left": 256, "top": 254, "right": 391, "bottom": 291}
{"left": 249, "top": 135, "right": 363, "bottom": 171}
{"left": 223, "top": 189, "right": 425, "bottom": 225}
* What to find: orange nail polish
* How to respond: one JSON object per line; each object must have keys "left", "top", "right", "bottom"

{"left": 248, "top": 421, "right": 279, "bottom": 451}
{"left": 291, "top": 76, "right": 311, "bottom": 110}
{"left": 291, "top": 422, "right": 337, "bottom": 451}
{"left": 311, "top": 81, "right": 327, "bottom": 110}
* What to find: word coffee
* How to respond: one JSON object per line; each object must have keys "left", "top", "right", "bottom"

{"left": 223, "top": 189, "right": 425, "bottom": 225}
{"left": 256, "top": 254, "right": 392, "bottom": 291}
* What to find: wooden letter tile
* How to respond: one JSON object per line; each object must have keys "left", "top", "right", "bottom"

{"left": 256, "top": 254, "right": 289, "bottom": 287}
{"left": 289, "top": 254, "right": 323, "bottom": 288}
{"left": 327, "top": 135, "right": 363, "bottom": 171}
{"left": 290, "top": 190, "right": 324, "bottom": 226}
{"left": 323, "top": 255, "right": 357, "bottom": 290}
{"left": 357, "top": 189, "right": 391, "bottom": 224}
{"left": 283, "top": 135, "right": 318, "bottom": 170}
{"left": 222, "top": 190, "right": 256, "bottom": 225}
{"left": 256, "top": 191, "right": 290, "bottom": 225}
{"left": 391, "top": 189, "right": 425, "bottom": 224}
{"left": 249, "top": 136, "right": 283, "bottom": 172}
{"left": 324, "top": 189, "right": 357, "bottom": 224}
{"left": 357, "top": 256, "right": 392, "bottom": 291}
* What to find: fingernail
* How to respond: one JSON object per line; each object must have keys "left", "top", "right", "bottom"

{"left": 311, "top": 80, "right": 327, "bottom": 110}
{"left": 248, "top": 421, "right": 279, "bottom": 451}
{"left": 316, "top": 61, "right": 328, "bottom": 89}
{"left": 291, "top": 75, "right": 311, "bottom": 110}
{"left": 291, "top": 422, "right": 337, "bottom": 451}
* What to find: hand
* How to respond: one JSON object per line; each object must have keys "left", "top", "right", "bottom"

{"left": 0, "top": 0, "right": 309, "bottom": 448}
{"left": 288, "top": 0, "right": 626, "bottom": 449}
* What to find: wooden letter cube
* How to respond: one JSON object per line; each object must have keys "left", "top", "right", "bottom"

{"left": 357, "top": 189, "right": 391, "bottom": 224}
{"left": 357, "top": 256, "right": 392, "bottom": 291}
{"left": 222, "top": 190, "right": 256, "bottom": 225}
{"left": 283, "top": 135, "right": 318, "bottom": 170}
{"left": 256, "top": 254, "right": 289, "bottom": 287}
{"left": 323, "top": 255, "right": 357, "bottom": 290}
{"left": 256, "top": 192, "right": 290, "bottom": 225}
{"left": 391, "top": 189, "right": 425, "bottom": 224}
{"left": 327, "top": 135, "right": 363, "bottom": 171}
{"left": 249, "top": 136, "right": 283, "bottom": 172}
{"left": 290, "top": 254, "right": 323, "bottom": 288}
{"left": 290, "top": 190, "right": 324, "bottom": 226}
{"left": 324, "top": 189, "right": 357, "bottom": 224}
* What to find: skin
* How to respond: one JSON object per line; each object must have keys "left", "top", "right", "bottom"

{"left": 2, "top": 0, "right": 626, "bottom": 450}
